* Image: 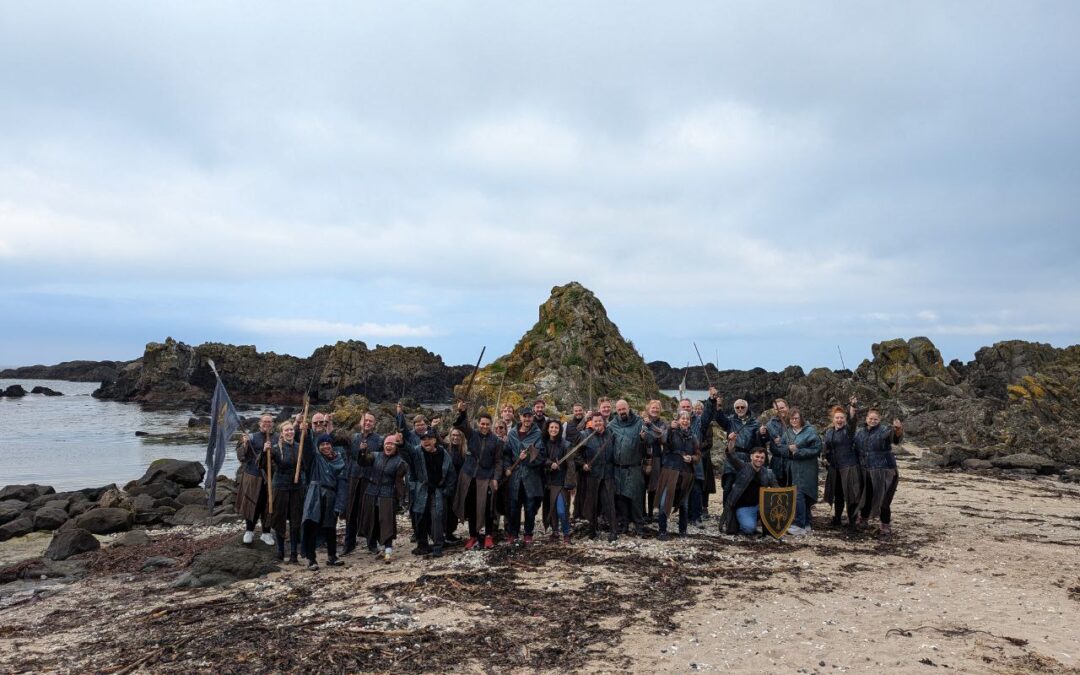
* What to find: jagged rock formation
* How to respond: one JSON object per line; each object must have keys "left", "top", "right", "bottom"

{"left": 93, "top": 338, "right": 469, "bottom": 405}
{"left": 0, "top": 360, "right": 131, "bottom": 383}
{"left": 651, "top": 336, "right": 1080, "bottom": 468}
{"left": 456, "top": 282, "right": 661, "bottom": 413}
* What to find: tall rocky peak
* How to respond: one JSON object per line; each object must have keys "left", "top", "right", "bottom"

{"left": 456, "top": 282, "right": 661, "bottom": 413}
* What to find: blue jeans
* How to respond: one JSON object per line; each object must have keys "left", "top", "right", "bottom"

{"left": 657, "top": 487, "right": 689, "bottom": 535}
{"left": 794, "top": 492, "right": 813, "bottom": 528}
{"left": 507, "top": 485, "right": 540, "bottom": 537}
{"left": 736, "top": 506, "right": 759, "bottom": 534}
{"left": 554, "top": 493, "right": 570, "bottom": 535}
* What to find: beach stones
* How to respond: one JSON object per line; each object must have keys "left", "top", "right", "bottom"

{"left": 75, "top": 507, "right": 134, "bottom": 534}
{"left": 168, "top": 504, "right": 210, "bottom": 526}
{"left": 138, "top": 459, "right": 206, "bottom": 488}
{"left": 111, "top": 529, "right": 151, "bottom": 547}
{"left": 0, "top": 484, "right": 54, "bottom": 503}
{"left": 0, "top": 500, "right": 28, "bottom": 525}
{"left": 45, "top": 528, "right": 101, "bottom": 560}
{"left": 0, "top": 516, "right": 34, "bottom": 541}
{"left": 33, "top": 507, "right": 70, "bottom": 531}
{"left": 990, "top": 453, "right": 1059, "bottom": 474}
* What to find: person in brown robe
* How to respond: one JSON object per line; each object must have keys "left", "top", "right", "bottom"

{"left": 655, "top": 411, "right": 701, "bottom": 540}
{"left": 451, "top": 402, "right": 504, "bottom": 550}
{"left": 236, "top": 413, "right": 276, "bottom": 546}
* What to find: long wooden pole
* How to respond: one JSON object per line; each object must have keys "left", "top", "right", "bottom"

{"left": 693, "top": 341, "right": 712, "bottom": 388}
{"left": 265, "top": 433, "right": 273, "bottom": 515}
{"left": 293, "top": 395, "right": 310, "bottom": 484}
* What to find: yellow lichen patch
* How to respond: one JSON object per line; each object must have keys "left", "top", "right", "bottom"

{"left": 1007, "top": 384, "right": 1030, "bottom": 400}
{"left": 1021, "top": 375, "right": 1047, "bottom": 399}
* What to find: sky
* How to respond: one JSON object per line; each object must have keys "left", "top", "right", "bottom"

{"left": 2, "top": 2, "right": 1079, "bottom": 372}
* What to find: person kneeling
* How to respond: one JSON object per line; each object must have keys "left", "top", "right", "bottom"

{"left": 721, "top": 446, "right": 778, "bottom": 536}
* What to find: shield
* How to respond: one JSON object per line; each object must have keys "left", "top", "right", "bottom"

{"left": 759, "top": 486, "right": 797, "bottom": 539}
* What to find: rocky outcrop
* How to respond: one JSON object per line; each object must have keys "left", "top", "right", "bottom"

{"left": 93, "top": 337, "right": 468, "bottom": 405}
{"left": 1, "top": 384, "right": 27, "bottom": 398}
{"left": 0, "top": 360, "right": 130, "bottom": 383}
{"left": 457, "top": 282, "right": 662, "bottom": 413}
{"left": 30, "top": 386, "right": 63, "bottom": 396}
{"left": 648, "top": 336, "right": 1080, "bottom": 469}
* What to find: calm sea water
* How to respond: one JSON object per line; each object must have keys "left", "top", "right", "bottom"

{"left": 0, "top": 379, "right": 239, "bottom": 492}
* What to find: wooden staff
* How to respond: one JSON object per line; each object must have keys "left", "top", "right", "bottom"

{"left": 264, "top": 432, "right": 273, "bottom": 514}
{"left": 494, "top": 371, "right": 505, "bottom": 419}
{"left": 293, "top": 394, "right": 310, "bottom": 484}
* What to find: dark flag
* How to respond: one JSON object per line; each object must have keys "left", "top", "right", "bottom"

{"left": 204, "top": 369, "right": 241, "bottom": 511}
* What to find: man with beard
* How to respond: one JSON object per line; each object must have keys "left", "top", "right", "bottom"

{"left": 344, "top": 412, "right": 382, "bottom": 555}
{"left": 760, "top": 399, "right": 791, "bottom": 487}
{"left": 237, "top": 413, "right": 276, "bottom": 546}
{"left": 608, "top": 399, "right": 647, "bottom": 536}
{"left": 563, "top": 403, "right": 588, "bottom": 445}
{"left": 452, "top": 401, "right": 504, "bottom": 550}
{"left": 641, "top": 399, "right": 667, "bottom": 522}
{"left": 581, "top": 412, "right": 618, "bottom": 542}
{"left": 503, "top": 407, "right": 544, "bottom": 544}
{"left": 532, "top": 398, "right": 550, "bottom": 434}
{"left": 855, "top": 409, "right": 904, "bottom": 537}
{"left": 405, "top": 430, "right": 456, "bottom": 557}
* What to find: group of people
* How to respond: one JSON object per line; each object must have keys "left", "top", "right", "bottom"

{"left": 233, "top": 389, "right": 904, "bottom": 571}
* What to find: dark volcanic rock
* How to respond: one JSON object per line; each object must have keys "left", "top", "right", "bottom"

{"left": 167, "top": 504, "right": 210, "bottom": 526}
{"left": 0, "top": 500, "right": 28, "bottom": 525}
{"left": 33, "top": 507, "right": 70, "bottom": 531}
{"left": 112, "top": 529, "right": 152, "bottom": 547}
{"left": 45, "top": 528, "right": 101, "bottom": 560}
{"left": 30, "top": 386, "right": 63, "bottom": 396}
{"left": 0, "top": 516, "right": 34, "bottom": 541}
{"left": 172, "top": 540, "right": 280, "bottom": 588}
{"left": 0, "top": 484, "right": 55, "bottom": 502}
{"left": 93, "top": 336, "right": 469, "bottom": 406}
{"left": 1, "top": 384, "right": 27, "bottom": 397}
{"left": 138, "top": 459, "right": 206, "bottom": 488}
{"left": 75, "top": 507, "right": 134, "bottom": 534}
{"left": 0, "top": 360, "right": 130, "bottom": 383}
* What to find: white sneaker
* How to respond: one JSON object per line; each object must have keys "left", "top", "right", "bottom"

{"left": 242, "top": 530, "right": 255, "bottom": 545}
{"left": 261, "top": 532, "right": 275, "bottom": 546}
{"left": 787, "top": 525, "right": 805, "bottom": 536}
{"left": 383, "top": 547, "right": 392, "bottom": 563}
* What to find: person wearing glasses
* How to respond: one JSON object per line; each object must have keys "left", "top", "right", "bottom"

{"left": 709, "top": 397, "right": 759, "bottom": 509}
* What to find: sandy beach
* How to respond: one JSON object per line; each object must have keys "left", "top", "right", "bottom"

{"left": 1, "top": 445, "right": 1078, "bottom": 674}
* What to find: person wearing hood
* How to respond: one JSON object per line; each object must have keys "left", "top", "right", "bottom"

{"left": 503, "top": 407, "right": 545, "bottom": 545}
{"left": 608, "top": 399, "right": 647, "bottom": 536}
{"left": 301, "top": 434, "right": 348, "bottom": 571}
{"left": 656, "top": 411, "right": 701, "bottom": 540}
{"left": 358, "top": 434, "right": 409, "bottom": 563}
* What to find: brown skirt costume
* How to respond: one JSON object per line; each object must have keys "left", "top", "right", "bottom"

{"left": 270, "top": 489, "right": 305, "bottom": 532}
{"left": 860, "top": 468, "right": 898, "bottom": 520}
{"left": 235, "top": 471, "right": 268, "bottom": 524}
{"left": 452, "top": 474, "right": 495, "bottom": 530}
{"left": 824, "top": 465, "right": 864, "bottom": 507}
{"left": 655, "top": 467, "right": 694, "bottom": 518}
{"left": 359, "top": 493, "right": 398, "bottom": 543}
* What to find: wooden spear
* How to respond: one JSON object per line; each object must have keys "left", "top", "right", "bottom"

{"left": 293, "top": 394, "right": 310, "bottom": 484}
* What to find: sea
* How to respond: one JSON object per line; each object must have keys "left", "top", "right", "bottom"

{"left": 0, "top": 381, "right": 711, "bottom": 493}
{"left": 0, "top": 379, "right": 238, "bottom": 492}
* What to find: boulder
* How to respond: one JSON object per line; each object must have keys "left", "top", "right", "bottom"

{"left": 0, "top": 484, "right": 55, "bottom": 502}
{"left": 990, "top": 453, "right": 1059, "bottom": 474}
{"left": 111, "top": 529, "right": 151, "bottom": 547}
{"left": 30, "top": 386, "right": 63, "bottom": 396}
{"left": 1, "top": 384, "right": 27, "bottom": 397}
{"left": 171, "top": 540, "right": 280, "bottom": 588}
{"left": 126, "top": 482, "right": 181, "bottom": 500}
{"left": 176, "top": 488, "right": 209, "bottom": 506}
{"left": 0, "top": 500, "right": 28, "bottom": 525}
{"left": 962, "top": 458, "right": 995, "bottom": 471}
{"left": 97, "top": 487, "right": 126, "bottom": 509}
{"left": 0, "top": 516, "right": 34, "bottom": 541}
{"left": 75, "top": 507, "right": 134, "bottom": 534}
{"left": 44, "top": 528, "right": 101, "bottom": 560}
{"left": 33, "top": 506, "right": 69, "bottom": 531}
{"left": 79, "top": 484, "right": 117, "bottom": 502}
{"left": 138, "top": 459, "right": 206, "bottom": 488}
{"left": 168, "top": 504, "right": 210, "bottom": 526}
{"left": 67, "top": 500, "right": 96, "bottom": 517}
{"left": 130, "top": 493, "right": 156, "bottom": 512}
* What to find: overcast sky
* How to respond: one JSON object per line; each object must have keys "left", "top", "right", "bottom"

{"left": 2, "top": 2, "right": 1078, "bottom": 372}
